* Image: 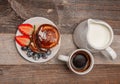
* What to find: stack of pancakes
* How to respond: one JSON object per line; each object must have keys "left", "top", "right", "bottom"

{"left": 30, "top": 24, "right": 60, "bottom": 53}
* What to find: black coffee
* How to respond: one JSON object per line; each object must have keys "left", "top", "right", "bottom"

{"left": 72, "top": 54, "right": 87, "bottom": 68}
{"left": 71, "top": 51, "right": 91, "bottom": 72}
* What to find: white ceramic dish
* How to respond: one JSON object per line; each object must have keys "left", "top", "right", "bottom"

{"left": 15, "top": 17, "right": 61, "bottom": 63}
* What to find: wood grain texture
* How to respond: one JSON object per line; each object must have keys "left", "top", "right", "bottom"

{"left": 0, "top": 64, "right": 120, "bottom": 84}
{"left": 0, "top": 0, "right": 119, "bottom": 34}
{"left": 0, "top": 34, "right": 119, "bottom": 65}
{"left": 0, "top": 0, "right": 120, "bottom": 83}
{"left": 54, "top": 0, "right": 120, "bottom": 34}
{"left": 0, "top": 0, "right": 24, "bottom": 33}
{"left": 8, "top": 0, "right": 59, "bottom": 24}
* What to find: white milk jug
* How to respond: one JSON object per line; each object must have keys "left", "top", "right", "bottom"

{"left": 73, "top": 19, "right": 117, "bottom": 59}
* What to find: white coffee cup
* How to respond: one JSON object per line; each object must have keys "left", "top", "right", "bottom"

{"left": 73, "top": 19, "right": 117, "bottom": 59}
{"left": 58, "top": 49, "right": 94, "bottom": 75}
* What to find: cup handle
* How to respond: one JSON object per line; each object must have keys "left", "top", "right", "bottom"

{"left": 58, "top": 55, "right": 69, "bottom": 62}
{"left": 101, "top": 47, "right": 117, "bottom": 60}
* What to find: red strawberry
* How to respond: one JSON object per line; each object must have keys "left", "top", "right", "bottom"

{"left": 15, "top": 36, "right": 30, "bottom": 47}
{"left": 18, "top": 24, "right": 33, "bottom": 36}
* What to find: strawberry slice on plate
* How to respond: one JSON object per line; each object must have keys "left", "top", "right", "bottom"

{"left": 15, "top": 36, "right": 30, "bottom": 47}
{"left": 18, "top": 24, "right": 33, "bottom": 36}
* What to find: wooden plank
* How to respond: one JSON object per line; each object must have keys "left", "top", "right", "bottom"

{"left": 8, "top": 0, "right": 59, "bottom": 24}
{"left": 55, "top": 0, "right": 120, "bottom": 12}
{"left": 55, "top": 0, "right": 120, "bottom": 34}
{"left": 0, "top": 0, "right": 24, "bottom": 33}
{"left": 0, "top": 64, "right": 120, "bottom": 83}
{"left": 0, "top": 0, "right": 120, "bottom": 34}
{"left": 0, "top": 34, "right": 120, "bottom": 65}
{"left": 9, "top": 0, "right": 120, "bottom": 21}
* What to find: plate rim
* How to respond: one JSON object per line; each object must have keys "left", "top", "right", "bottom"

{"left": 15, "top": 17, "right": 61, "bottom": 63}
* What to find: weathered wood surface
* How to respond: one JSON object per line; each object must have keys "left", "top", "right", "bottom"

{"left": 0, "top": 0, "right": 120, "bottom": 83}
{"left": 0, "top": 64, "right": 120, "bottom": 84}
{"left": 0, "top": 0, "right": 120, "bottom": 34}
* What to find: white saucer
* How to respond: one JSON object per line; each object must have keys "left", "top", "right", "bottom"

{"left": 15, "top": 17, "right": 61, "bottom": 63}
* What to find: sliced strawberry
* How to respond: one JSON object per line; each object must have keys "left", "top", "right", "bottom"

{"left": 15, "top": 36, "right": 30, "bottom": 47}
{"left": 18, "top": 24, "right": 33, "bottom": 36}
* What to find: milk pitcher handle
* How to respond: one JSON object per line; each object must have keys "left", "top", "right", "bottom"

{"left": 101, "top": 47, "right": 117, "bottom": 60}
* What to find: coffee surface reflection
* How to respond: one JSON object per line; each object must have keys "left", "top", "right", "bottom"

{"left": 71, "top": 51, "right": 91, "bottom": 72}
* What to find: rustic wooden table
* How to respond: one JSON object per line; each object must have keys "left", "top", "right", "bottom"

{"left": 0, "top": 0, "right": 120, "bottom": 83}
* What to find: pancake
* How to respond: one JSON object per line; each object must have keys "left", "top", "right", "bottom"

{"left": 30, "top": 24, "right": 59, "bottom": 53}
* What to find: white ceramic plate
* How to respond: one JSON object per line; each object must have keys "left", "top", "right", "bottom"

{"left": 15, "top": 17, "right": 61, "bottom": 63}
